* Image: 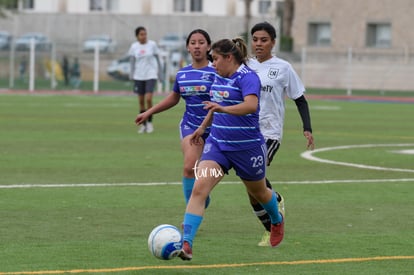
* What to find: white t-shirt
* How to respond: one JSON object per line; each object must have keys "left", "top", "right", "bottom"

{"left": 248, "top": 56, "right": 305, "bottom": 141}
{"left": 128, "top": 40, "right": 160, "bottom": 80}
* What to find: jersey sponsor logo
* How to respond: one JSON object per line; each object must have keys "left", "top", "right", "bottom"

{"left": 261, "top": 85, "right": 273, "bottom": 93}
{"left": 180, "top": 85, "right": 208, "bottom": 95}
{"left": 210, "top": 89, "right": 229, "bottom": 102}
{"left": 268, "top": 68, "right": 279, "bottom": 79}
{"left": 138, "top": 49, "right": 146, "bottom": 56}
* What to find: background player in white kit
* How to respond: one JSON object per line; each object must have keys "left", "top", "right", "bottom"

{"left": 129, "top": 26, "right": 163, "bottom": 133}
{"left": 247, "top": 22, "right": 315, "bottom": 246}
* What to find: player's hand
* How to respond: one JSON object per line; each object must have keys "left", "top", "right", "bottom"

{"left": 135, "top": 112, "right": 148, "bottom": 125}
{"left": 202, "top": 101, "right": 223, "bottom": 113}
{"left": 304, "top": 131, "right": 314, "bottom": 150}
{"left": 190, "top": 127, "right": 205, "bottom": 146}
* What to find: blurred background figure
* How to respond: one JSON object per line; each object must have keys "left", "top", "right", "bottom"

{"left": 70, "top": 57, "right": 81, "bottom": 89}
{"left": 62, "top": 55, "right": 70, "bottom": 86}
{"left": 128, "top": 26, "right": 163, "bottom": 134}
{"left": 19, "top": 56, "right": 27, "bottom": 82}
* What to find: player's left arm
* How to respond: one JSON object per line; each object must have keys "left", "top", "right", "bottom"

{"left": 154, "top": 53, "right": 164, "bottom": 82}
{"left": 129, "top": 56, "right": 136, "bottom": 81}
{"left": 203, "top": 94, "right": 258, "bottom": 116}
{"left": 190, "top": 109, "right": 214, "bottom": 146}
{"left": 294, "top": 95, "right": 315, "bottom": 150}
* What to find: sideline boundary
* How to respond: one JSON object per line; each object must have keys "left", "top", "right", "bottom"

{"left": 1, "top": 256, "right": 413, "bottom": 274}
{"left": 1, "top": 178, "right": 414, "bottom": 189}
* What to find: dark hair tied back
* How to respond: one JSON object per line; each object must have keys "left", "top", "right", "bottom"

{"left": 212, "top": 37, "right": 248, "bottom": 65}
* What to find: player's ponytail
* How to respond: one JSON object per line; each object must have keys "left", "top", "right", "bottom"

{"left": 211, "top": 38, "right": 248, "bottom": 65}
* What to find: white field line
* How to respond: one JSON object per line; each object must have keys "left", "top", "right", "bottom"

{"left": 1, "top": 178, "right": 414, "bottom": 189}
{"left": 301, "top": 143, "right": 414, "bottom": 173}
{"left": 2, "top": 143, "right": 413, "bottom": 189}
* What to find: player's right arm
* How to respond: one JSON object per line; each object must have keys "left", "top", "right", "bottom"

{"left": 135, "top": 92, "right": 181, "bottom": 125}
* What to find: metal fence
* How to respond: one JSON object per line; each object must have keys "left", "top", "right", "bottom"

{"left": 0, "top": 40, "right": 188, "bottom": 93}
{"left": 289, "top": 46, "right": 414, "bottom": 93}
{"left": 2, "top": 43, "right": 414, "bottom": 93}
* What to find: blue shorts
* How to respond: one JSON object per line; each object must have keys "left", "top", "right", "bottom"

{"left": 201, "top": 140, "right": 266, "bottom": 181}
{"left": 179, "top": 119, "right": 209, "bottom": 141}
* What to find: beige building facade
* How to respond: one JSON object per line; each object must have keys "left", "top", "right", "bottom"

{"left": 289, "top": 0, "right": 414, "bottom": 91}
{"left": 1, "top": 0, "right": 414, "bottom": 91}
{"left": 292, "top": 0, "right": 414, "bottom": 56}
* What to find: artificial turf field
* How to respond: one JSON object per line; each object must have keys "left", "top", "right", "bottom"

{"left": 0, "top": 91, "right": 413, "bottom": 274}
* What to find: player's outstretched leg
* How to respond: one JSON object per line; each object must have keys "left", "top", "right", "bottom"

{"left": 182, "top": 177, "right": 211, "bottom": 209}
{"left": 254, "top": 178, "right": 285, "bottom": 246}
{"left": 259, "top": 191, "right": 284, "bottom": 247}
{"left": 179, "top": 212, "right": 203, "bottom": 261}
{"left": 179, "top": 241, "right": 193, "bottom": 261}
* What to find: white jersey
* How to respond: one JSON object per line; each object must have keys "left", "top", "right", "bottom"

{"left": 128, "top": 40, "right": 160, "bottom": 80}
{"left": 248, "top": 56, "right": 305, "bottom": 141}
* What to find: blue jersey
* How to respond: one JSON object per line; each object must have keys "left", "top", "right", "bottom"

{"left": 208, "top": 64, "right": 264, "bottom": 151}
{"left": 173, "top": 64, "right": 216, "bottom": 132}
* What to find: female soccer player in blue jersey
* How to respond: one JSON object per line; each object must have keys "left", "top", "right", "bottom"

{"left": 135, "top": 29, "right": 215, "bottom": 207}
{"left": 179, "top": 38, "right": 284, "bottom": 261}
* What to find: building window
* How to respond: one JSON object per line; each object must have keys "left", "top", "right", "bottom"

{"left": 106, "top": 0, "right": 119, "bottom": 11}
{"left": 308, "top": 22, "right": 331, "bottom": 46}
{"left": 190, "top": 0, "right": 202, "bottom": 12}
{"left": 89, "top": 0, "right": 118, "bottom": 12}
{"left": 366, "top": 23, "right": 391, "bottom": 48}
{"left": 90, "top": 0, "right": 103, "bottom": 11}
{"left": 174, "top": 0, "right": 186, "bottom": 12}
{"left": 174, "top": 0, "right": 202, "bottom": 13}
{"left": 259, "top": 0, "right": 271, "bottom": 15}
{"left": 22, "top": 0, "right": 34, "bottom": 9}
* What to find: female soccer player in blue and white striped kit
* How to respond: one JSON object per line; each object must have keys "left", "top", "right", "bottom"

{"left": 179, "top": 37, "right": 284, "bottom": 261}
{"left": 135, "top": 29, "right": 215, "bottom": 207}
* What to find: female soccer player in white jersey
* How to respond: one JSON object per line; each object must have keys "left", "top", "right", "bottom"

{"left": 247, "top": 22, "right": 315, "bottom": 246}
{"left": 129, "top": 26, "right": 163, "bottom": 134}
{"left": 135, "top": 29, "right": 215, "bottom": 207}
{"left": 179, "top": 38, "right": 284, "bottom": 261}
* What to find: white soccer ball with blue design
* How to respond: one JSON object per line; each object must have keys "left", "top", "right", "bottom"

{"left": 148, "top": 224, "right": 183, "bottom": 260}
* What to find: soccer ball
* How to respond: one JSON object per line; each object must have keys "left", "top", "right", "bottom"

{"left": 148, "top": 224, "right": 183, "bottom": 260}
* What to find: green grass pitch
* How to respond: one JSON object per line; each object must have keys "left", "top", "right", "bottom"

{"left": 0, "top": 92, "right": 413, "bottom": 274}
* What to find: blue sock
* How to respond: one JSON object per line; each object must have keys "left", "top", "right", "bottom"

{"left": 261, "top": 192, "right": 282, "bottom": 224}
{"left": 182, "top": 177, "right": 195, "bottom": 204}
{"left": 182, "top": 212, "right": 203, "bottom": 246}
{"left": 182, "top": 177, "right": 211, "bottom": 209}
